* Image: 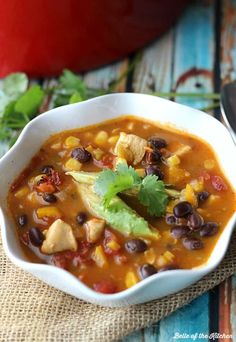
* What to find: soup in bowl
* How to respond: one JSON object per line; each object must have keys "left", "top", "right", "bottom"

{"left": 0, "top": 94, "right": 235, "bottom": 306}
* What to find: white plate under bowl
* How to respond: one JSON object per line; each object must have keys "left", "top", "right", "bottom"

{"left": 0, "top": 93, "right": 235, "bottom": 307}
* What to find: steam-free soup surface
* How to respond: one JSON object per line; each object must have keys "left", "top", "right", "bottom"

{"left": 8, "top": 116, "right": 236, "bottom": 293}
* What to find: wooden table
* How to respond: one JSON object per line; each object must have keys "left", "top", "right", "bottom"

{"left": 0, "top": 1, "right": 235, "bottom": 341}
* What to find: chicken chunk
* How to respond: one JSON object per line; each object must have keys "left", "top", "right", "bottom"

{"left": 85, "top": 218, "right": 105, "bottom": 243}
{"left": 41, "top": 219, "right": 77, "bottom": 254}
{"left": 114, "top": 132, "right": 147, "bottom": 165}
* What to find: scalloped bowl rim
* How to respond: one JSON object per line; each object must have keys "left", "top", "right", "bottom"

{"left": 0, "top": 93, "right": 235, "bottom": 307}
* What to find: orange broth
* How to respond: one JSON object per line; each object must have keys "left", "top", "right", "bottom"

{"left": 8, "top": 116, "right": 236, "bottom": 293}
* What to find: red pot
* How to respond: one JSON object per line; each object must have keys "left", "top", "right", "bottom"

{"left": 0, "top": 0, "right": 187, "bottom": 77}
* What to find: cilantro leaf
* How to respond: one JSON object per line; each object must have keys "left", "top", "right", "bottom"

{"left": 2, "top": 73, "right": 28, "bottom": 97}
{"left": 94, "top": 167, "right": 134, "bottom": 206}
{"left": 14, "top": 85, "right": 44, "bottom": 119}
{"left": 138, "top": 175, "right": 168, "bottom": 216}
{"left": 116, "top": 163, "right": 141, "bottom": 185}
{"left": 94, "top": 164, "right": 141, "bottom": 206}
{"left": 69, "top": 92, "right": 83, "bottom": 104}
{"left": 59, "top": 69, "right": 86, "bottom": 97}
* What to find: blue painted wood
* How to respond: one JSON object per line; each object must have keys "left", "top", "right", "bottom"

{"left": 157, "top": 293, "right": 209, "bottom": 342}
{"left": 172, "top": 2, "right": 215, "bottom": 111}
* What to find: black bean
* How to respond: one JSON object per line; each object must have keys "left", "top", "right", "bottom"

{"left": 43, "top": 193, "right": 57, "bottom": 203}
{"left": 200, "top": 222, "right": 219, "bottom": 237}
{"left": 182, "top": 237, "right": 204, "bottom": 250}
{"left": 166, "top": 214, "right": 176, "bottom": 225}
{"left": 187, "top": 211, "right": 204, "bottom": 230}
{"left": 145, "top": 165, "right": 164, "bottom": 179}
{"left": 173, "top": 201, "right": 193, "bottom": 218}
{"left": 41, "top": 165, "right": 54, "bottom": 175}
{"left": 76, "top": 212, "right": 87, "bottom": 225}
{"left": 29, "top": 227, "right": 45, "bottom": 247}
{"left": 71, "top": 148, "right": 91, "bottom": 163}
{"left": 145, "top": 150, "right": 162, "bottom": 164}
{"left": 125, "top": 239, "right": 148, "bottom": 254}
{"left": 139, "top": 264, "right": 157, "bottom": 279}
{"left": 158, "top": 265, "right": 179, "bottom": 272}
{"left": 148, "top": 136, "right": 167, "bottom": 149}
{"left": 197, "top": 191, "right": 210, "bottom": 202}
{"left": 171, "top": 226, "right": 191, "bottom": 239}
{"left": 166, "top": 214, "right": 189, "bottom": 226}
{"left": 18, "top": 214, "right": 27, "bottom": 227}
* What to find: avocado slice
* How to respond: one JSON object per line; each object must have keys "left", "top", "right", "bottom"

{"left": 74, "top": 182, "right": 160, "bottom": 240}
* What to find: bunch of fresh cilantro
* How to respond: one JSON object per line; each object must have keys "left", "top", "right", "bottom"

{"left": 94, "top": 163, "right": 168, "bottom": 216}
{"left": 0, "top": 69, "right": 106, "bottom": 146}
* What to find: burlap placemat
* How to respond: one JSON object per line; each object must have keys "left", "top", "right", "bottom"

{"left": 0, "top": 232, "right": 235, "bottom": 342}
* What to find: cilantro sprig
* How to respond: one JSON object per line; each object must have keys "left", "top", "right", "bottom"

{"left": 94, "top": 163, "right": 168, "bottom": 217}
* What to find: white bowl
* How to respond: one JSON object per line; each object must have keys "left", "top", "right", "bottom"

{"left": 0, "top": 93, "right": 235, "bottom": 307}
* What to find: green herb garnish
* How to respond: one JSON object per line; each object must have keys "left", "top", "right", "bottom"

{"left": 94, "top": 164, "right": 168, "bottom": 216}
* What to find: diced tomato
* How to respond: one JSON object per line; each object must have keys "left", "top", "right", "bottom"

{"left": 48, "top": 169, "right": 61, "bottom": 186}
{"left": 211, "top": 175, "right": 227, "bottom": 191}
{"left": 63, "top": 241, "right": 92, "bottom": 266}
{"left": 51, "top": 253, "right": 68, "bottom": 269}
{"left": 35, "top": 170, "right": 61, "bottom": 194}
{"left": 93, "top": 154, "right": 114, "bottom": 169}
{"left": 93, "top": 279, "right": 117, "bottom": 294}
{"left": 35, "top": 182, "right": 56, "bottom": 193}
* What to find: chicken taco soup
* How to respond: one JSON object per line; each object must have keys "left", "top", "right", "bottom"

{"left": 8, "top": 116, "right": 236, "bottom": 294}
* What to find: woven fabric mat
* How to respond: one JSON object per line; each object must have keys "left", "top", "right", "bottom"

{"left": 0, "top": 233, "right": 235, "bottom": 342}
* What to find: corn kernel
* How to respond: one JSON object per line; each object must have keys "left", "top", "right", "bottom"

{"left": 106, "top": 240, "right": 121, "bottom": 251}
{"left": 204, "top": 159, "right": 215, "bottom": 170}
{"left": 166, "top": 199, "right": 179, "bottom": 213}
{"left": 167, "top": 166, "right": 186, "bottom": 184}
{"left": 163, "top": 251, "right": 175, "bottom": 262}
{"left": 94, "top": 131, "right": 108, "bottom": 145}
{"left": 64, "top": 158, "right": 82, "bottom": 171}
{"left": 184, "top": 184, "right": 197, "bottom": 207}
{"left": 167, "top": 155, "right": 180, "bottom": 167}
{"left": 175, "top": 144, "right": 191, "bottom": 156}
{"left": 135, "top": 168, "right": 145, "bottom": 177}
{"left": 93, "top": 148, "right": 105, "bottom": 160}
{"left": 36, "top": 206, "right": 61, "bottom": 219}
{"left": 50, "top": 142, "right": 61, "bottom": 150}
{"left": 14, "top": 186, "right": 29, "bottom": 199}
{"left": 190, "top": 179, "right": 204, "bottom": 192}
{"left": 125, "top": 271, "right": 138, "bottom": 288}
{"left": 64, "top": 136, "right": 80, "bottom": 148}
{"left": 91, "top": 245, "right": 108, "bottom": 268}
{"left": 108, "top": 135, "right": 119, "bottom": 145}
{"left": 144, "top": 248, "right": 156, "bottom": 264}
{"left": 206, "top": 194, "right": 220, "bottom": 205}
{"left": 126, "top": 122, "right": 134, "bottom": 130}
{"left": 156, "top": 256, "right": 168, "bottom": 267}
